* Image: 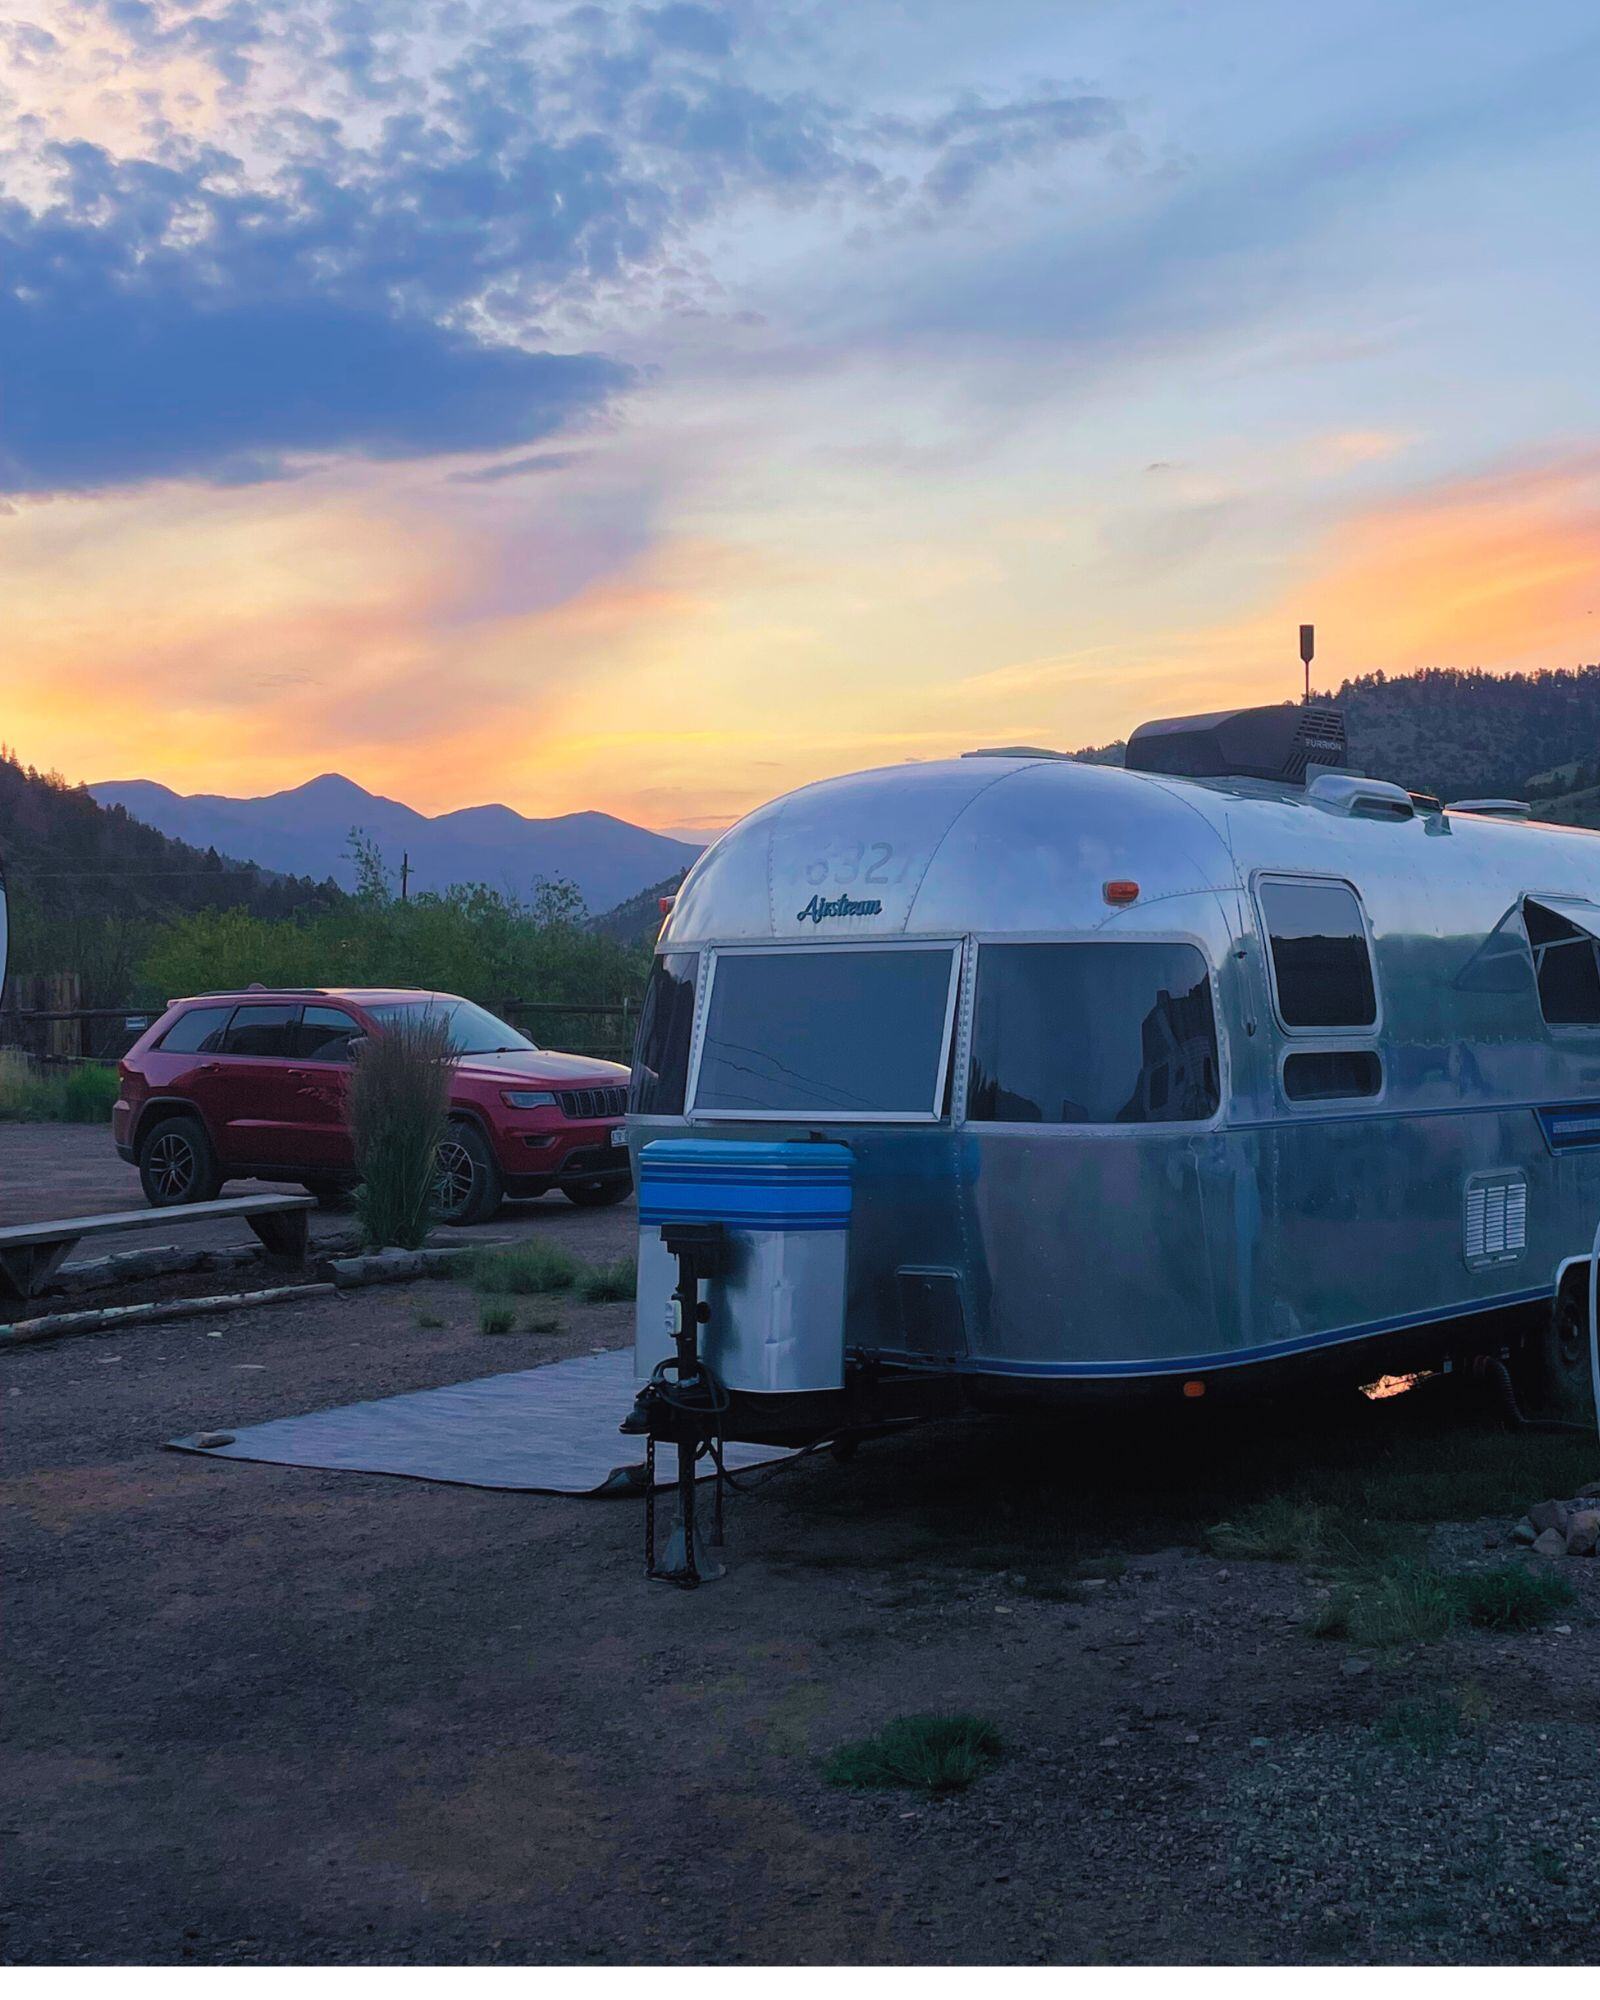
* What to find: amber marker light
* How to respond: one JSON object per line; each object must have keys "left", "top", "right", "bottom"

{"left": 1182, "top": 1380, "right": 1206, "bottom": 1399}
{"left": 1103, "top": 880, "right": 1140, "bottom": 905}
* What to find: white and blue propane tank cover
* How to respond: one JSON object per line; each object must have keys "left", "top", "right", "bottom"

{"left": 634, "top": 1140, "right": 854, "bottom": 1397}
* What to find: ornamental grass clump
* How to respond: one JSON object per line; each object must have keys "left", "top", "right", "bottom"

{"left": 350, "top": 1012, "right": 452, "bottom": 1250}
{"left": 824, "top": 1714, "right": 1003, "bottom": 1795}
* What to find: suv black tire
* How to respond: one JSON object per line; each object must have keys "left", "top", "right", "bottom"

{"left": 433, "top": 1120, "right": 504, "bottom": 1227}
{"left": 138, "top": 1115, "right": 224, "bottom": 1208}
{"left": 563, "top": 1177, "right": 632, "bottom": 1208}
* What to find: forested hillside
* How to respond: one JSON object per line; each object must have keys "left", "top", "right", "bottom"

{"left": 1331, "top": 666, "right": 1600, "bottom": 813}
{"left": 1077, "top": 664, "right": 1600, "bottom": 824}
{"left": 0, "top": 748, "right": 339, "bottom": 1004}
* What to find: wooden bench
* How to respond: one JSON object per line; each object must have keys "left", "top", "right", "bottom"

{"left": 0, "top": 1194, "right": 316, "bottom": 1306}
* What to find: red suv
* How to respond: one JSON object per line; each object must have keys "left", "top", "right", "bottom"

{"left": 114, "top": 987, "right": 632, "bottom": 1225}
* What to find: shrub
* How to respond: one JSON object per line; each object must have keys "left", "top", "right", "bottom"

{"left": 525, "top": 1308, "right": 562, "bottom": 1334}
{"left": 1445, "top": 1563, "right": 1576, "bottom": 1631}
{"left": 349, "top": 1013, "right": 452, "bottom": 1250}
{"left": 0, "top": 1053, "right": 118, "bottom": 1123}
{"left": 61, "top": 1064, "right": 119, "bottom": 1123}
{"left": 824, "top": 1714, "right": 1003, "bottom": 1795}
{"left": 0, "top": 1050, "right": 56, "bottom": 1120}
{"left": 478, "top": 1302, "right": 515, "bottom": 1336}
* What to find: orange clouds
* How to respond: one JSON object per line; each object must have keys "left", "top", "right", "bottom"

{"left": 1292, "top": 451, "right": 1600, "bottom": 672}
{"left": 5, "top": 446, "right": 1598, "bottom": 838}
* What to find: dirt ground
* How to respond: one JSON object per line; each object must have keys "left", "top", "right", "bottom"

{"left": 3, "top": 1125, "right": 1600, "bottom": 1965}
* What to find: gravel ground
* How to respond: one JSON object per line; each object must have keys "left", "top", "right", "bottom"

{"left": 3, "top": 1126, "right": 1599, "bottom": 1965}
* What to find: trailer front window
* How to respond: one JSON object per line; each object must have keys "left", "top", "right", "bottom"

{"left": 967, "top": 942, "right": 1219, "bottom": 1125}
{"left": 692, "top": 945, "right": 959, "bottom": 1119}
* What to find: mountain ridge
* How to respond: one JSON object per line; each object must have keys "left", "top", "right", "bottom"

{"left": 90, "top": 773, "right": 704, "bottom": 912}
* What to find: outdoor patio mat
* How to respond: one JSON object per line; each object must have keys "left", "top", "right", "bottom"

{"left": 166, "top": 1347, "right": 796, "bottom": 1494}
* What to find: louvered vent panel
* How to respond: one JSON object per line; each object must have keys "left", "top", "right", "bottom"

{"left": 1463, "top": 1173, "right": 1528, "bottom": 1270}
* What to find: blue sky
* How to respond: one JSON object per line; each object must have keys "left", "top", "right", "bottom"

{"left": 4, "top": 0, "right": 1598, "bottom": 831}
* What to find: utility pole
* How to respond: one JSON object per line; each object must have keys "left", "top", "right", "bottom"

{"left": 1299, "top": 623, "right": 1315, "bottom": 705}
{"left": 400, "top": 852, "right": 411, "bottom": 901}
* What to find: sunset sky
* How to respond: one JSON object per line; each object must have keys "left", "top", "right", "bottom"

{"left": 3, "top": 0, "right": 1599, "bottom": 837}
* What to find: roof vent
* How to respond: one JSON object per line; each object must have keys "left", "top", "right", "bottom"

{"left": 1125, "top": 703, "right": 1346, "bottom": 785}
{"left": 961, "top": 745, "right": 1071, "bottom": 761}
{"left": 1306, "top": 771, "right": 1415, "bottom": 820}
{"left": 1445, "top": 798, "right": 1532, "bottom": 821}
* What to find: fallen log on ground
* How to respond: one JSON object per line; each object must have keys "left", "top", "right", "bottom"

{"left": 0, "top": 1283, "right": 336, "bottom": 1348}
{"left": 53, "top": 1243, "right": 261, "bottom": 1294}
{"left": 325, "top": 1246, "right": 472, "bottom": 1288}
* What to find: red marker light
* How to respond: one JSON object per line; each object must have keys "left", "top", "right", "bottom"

{"left": 1103, "top": 880, "right": 1139, "bottom": 906}
{"left": 658, "top": 896, "right": 677, "bottom": 916}
{"left": 1182, "top": 1379, "right": 1206, "bottom": 1399}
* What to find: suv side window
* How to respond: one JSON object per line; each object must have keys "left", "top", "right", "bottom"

{"left": 295, "top": 1006, "right": 364, "bottom": 1062}
{"left": 218, "top": 1004, "right": 300, "bottom": 1059}
{"left": 158, "top": 1004, "right": 235, "bottom": 1054}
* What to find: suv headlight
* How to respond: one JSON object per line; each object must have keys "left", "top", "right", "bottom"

{"left": 502, "top": 1089, "right": 558, "bottom": 1109}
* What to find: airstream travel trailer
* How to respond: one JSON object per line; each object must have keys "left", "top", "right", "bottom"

{"left": 624, "top": 703, "right": 1600, "bottom": 1547}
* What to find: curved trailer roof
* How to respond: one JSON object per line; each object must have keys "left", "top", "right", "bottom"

{"left": 662, "top": 753, "right": 1600, "bottom": 950}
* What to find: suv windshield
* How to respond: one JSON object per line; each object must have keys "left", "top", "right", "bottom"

{"left": 367, "top": 998, "right": 537, "bottom": 1055}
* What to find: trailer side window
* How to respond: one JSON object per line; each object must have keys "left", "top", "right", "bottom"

{"left": 1283, "top": 1050, "right": 1382, "bottom": 1101}
{"left": 1523, "top": 899, "right": 1600, "bottom": 1027}
{"left": 1258, "top": 878, "right": 1376, "bottom": 1030}
{"left": 630, "top": 952, "right": 698, "bottom": 1114}
{"left": 967, "top": 942, "right": 1219, "bottom": 1125}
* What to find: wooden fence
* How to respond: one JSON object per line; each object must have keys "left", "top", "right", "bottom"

{"left": 496, "top": 998, "right": 637, "bottom": 1065}
{"left": 0, "top": 981, "right": 160, "bottom": 1065}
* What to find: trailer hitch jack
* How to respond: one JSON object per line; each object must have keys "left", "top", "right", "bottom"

{"left": 620, "top": 1221, "right": 728, "bottom": 1587}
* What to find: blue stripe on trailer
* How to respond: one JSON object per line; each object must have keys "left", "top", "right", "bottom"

{"left": 942, "top": 1285, "right": 1552, "bottom": 1380}
{"left": 638, "top": 1138, "right": 853, "bottom": 1229}
{"left": 1536, "top": 1102, "right": 1600, "bottom": 1154}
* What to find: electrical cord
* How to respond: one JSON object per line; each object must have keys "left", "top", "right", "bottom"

{"left": 1482, "top": 1355, "right": 1593, "bottom": 1436}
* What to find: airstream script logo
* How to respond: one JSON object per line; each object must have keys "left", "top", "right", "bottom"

{"left": 796, "top": 892, "right": 883, "bottom": 924}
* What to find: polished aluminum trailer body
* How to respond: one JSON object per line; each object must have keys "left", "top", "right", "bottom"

{"left": 630, "top": 752, "right": 1600, "bottom": 1420}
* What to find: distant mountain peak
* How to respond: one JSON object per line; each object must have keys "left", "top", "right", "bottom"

{"left": 89, "top": 771, "right": 703, "bottom": 910}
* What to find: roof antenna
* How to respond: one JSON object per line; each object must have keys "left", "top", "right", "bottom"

{"left": 1299, "top": 623, "right": 1315, "bottom": 705}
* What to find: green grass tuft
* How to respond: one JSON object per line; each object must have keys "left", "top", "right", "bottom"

{"left": 823, "top": 1713, "right": 1002, "bottom": 1795}
{"left": 470, "top": 1241, "right": 582, "bottom": 1296}
{"left": 413, "top": 1309, "right": 446, "bottom": 1330}
{"left": 470, "top": 1243, "right": 635, "bottom": 1304}
{"left": 1311, "top": 1559, "right": 1574, "bottom": 1649}
{"left": 1344, "top": 1566, "right": 1456, "bottom": 1649}
{"left": 575, "top": 1257, "right": 636, "bottom": 1304}
{"left": 478, "top": 1302, "right": 516, "bottom": 1336}
{"left": 525, "top": 1308, "right": 562, "bottom": 1334}
{"left": 1445, "top": 1562, "right": 1576, "bottom": 1630}
{"left": 1372, "top": 1693, "right": 1474, "bottom": 1758}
